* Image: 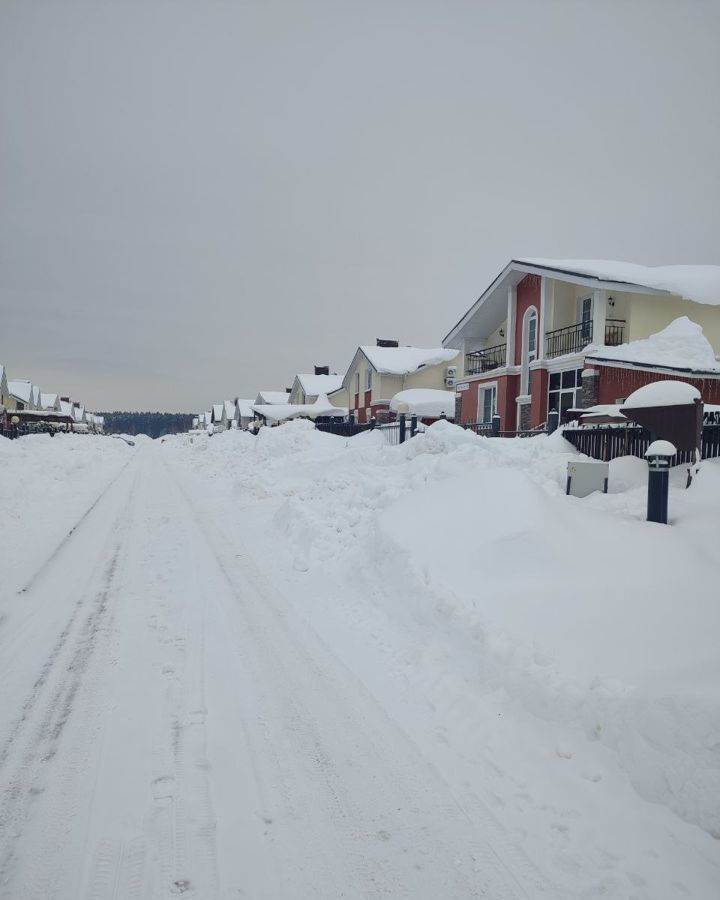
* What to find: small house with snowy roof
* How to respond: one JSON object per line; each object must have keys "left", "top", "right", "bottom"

{"left": 340, "top": 340, "right": 461, "bottom": 423}
{"left": 8, "top": 380, "right": 35, "bottom": 411}
{"left": 443, "top": 259, "right": 720, "bottom": 431}
{"left": 288, "top": 367, "right": 346, "bottom": 408}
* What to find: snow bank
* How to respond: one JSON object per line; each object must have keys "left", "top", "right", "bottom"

{"left": 589, "top": 317, "right": 720, "bottom": 372}
{"left": 164, "top": 419, "right": 720, "bottom": 893}
{"left": 520, "top": 259, "right": 720, "bottom": 306}
{"left": 389, "top": 388, "right": 456, "bottom": 419}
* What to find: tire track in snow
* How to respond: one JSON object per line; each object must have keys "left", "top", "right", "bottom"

{"left": 0, "top": 470, "right": 139, "bottom": 896}
{"left": 16, "top": 454, "right": 135, "bottom": 596}
{"left": 164, "top": 456, "right": 545, "bottom": 899}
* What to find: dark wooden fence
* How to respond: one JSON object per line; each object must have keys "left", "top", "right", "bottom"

{"left": 562, "top": 424, "right": 720, "bottom": 464}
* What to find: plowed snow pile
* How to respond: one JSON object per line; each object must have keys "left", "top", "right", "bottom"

{"left": 169, "top": 420, "right": 720, "bottom": 898}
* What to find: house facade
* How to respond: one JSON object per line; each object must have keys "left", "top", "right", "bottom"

{"left": 341, "top": 341, "right": 460, "bottom": 423}
{"left": 443, "top": 260, "right": 720, "bottom": 430}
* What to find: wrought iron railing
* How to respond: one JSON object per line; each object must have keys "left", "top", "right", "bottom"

{"left": 465, "top": 343, "right": 507, "bottom": 375}
{"left": 545, "top": 319, "right": 625, "bottom": 358}
{"left": 562, "top": 423, "right": 720, "bottom": 463}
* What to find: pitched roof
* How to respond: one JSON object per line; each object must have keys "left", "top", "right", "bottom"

{"left": 518, "top": 259, "right": 720, "bottom": 306}
{"left": 8, "top": 380, "right": 33, "bottom": 404}
{"left": 296, "top": 373, "right": 344, "bottom": 396}
{"left": 255, "top": 391, "right": 290, "bottom": 405}
{"left": 359, "top": 346, "right": 459, "bottom": 375}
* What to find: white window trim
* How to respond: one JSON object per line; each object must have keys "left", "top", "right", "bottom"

{"left": 477, "top": 380, "right": 498, "bottom": 423}
{"left": 521, "top": 306, "right": 539, "bottom": 395}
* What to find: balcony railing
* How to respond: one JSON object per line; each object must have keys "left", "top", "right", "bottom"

{"left": 465, "top": 343, "right": 507, "bottom": 375}
{"left": 545, "top": 319, "right": 625, "bottom": 359}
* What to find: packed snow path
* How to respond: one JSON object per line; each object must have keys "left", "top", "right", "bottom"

{"left": 0, "top": 443, "right": 546, "bottom": 900}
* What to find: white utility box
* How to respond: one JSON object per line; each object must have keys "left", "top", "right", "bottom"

{"left": 566, "top": 460, "right": 609, "bottom": 498}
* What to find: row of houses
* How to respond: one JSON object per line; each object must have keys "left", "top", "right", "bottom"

{"left": 194, "top": 258, "right": 720, "bottom": 434}
{"left": 0, "top": 364, "right": 104, "bottom": 435}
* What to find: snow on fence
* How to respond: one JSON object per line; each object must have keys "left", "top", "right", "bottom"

{"left": 562, "top": 423, "right": 720, "bottom": 464}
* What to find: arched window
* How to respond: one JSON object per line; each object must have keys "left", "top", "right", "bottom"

{"left": 521, "top": 307, "right": 538, "bottom": 395}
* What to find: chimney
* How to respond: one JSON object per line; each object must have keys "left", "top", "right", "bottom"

{"left": 60, "top": 396, "right": 70, "bottom": 403}
{"left": 376, "top": 338, "right": 399, "bottom": 348}
{"left": 314, "top": 365, "right": 330, "bottom": 376}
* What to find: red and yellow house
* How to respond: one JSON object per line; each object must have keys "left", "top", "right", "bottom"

{"left": 443, "top": 259, "right": 720, "bottom": 430}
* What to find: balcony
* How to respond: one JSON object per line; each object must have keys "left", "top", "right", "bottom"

{"left": 465, "top": 343, "right": 507, "bottom": 375}
{"left": 545, "top": 319, "right": 625, "bottom": 359}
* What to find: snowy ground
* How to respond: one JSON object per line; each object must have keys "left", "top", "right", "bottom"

{"left": 0, "top": 426, "right": 718, "bottom": 899}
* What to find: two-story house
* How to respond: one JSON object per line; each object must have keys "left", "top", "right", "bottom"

{"left": 341, "top": 340, "right": 461, "bottom": 423}
{"left": 444, "top": 259, "right": 720, "bottom": 430}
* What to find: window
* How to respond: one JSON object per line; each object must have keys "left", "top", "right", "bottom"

{"left": 548, "top": 368, "right": 584, "bottom": 422}
{"left": 521, "top": 307, "right": 538, "bottom": 395}
{"left": 355, "top": 372, "right": 360, "bottom": 395}
{"left": 365, "top": 369, "right": 372, "bottom": 391}
{"left": 478, "top": 383, "right": 497, "bottom": 423}
{"left": 579, "top": 296, "right": 593, "bottom": 342}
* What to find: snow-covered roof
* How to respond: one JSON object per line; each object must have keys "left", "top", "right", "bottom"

{"left": 40, "top": 392, "right": 59, "bottom": 409}
{"left": 59, "top": 400, "right": 73, "bottom": 416}
{"left": 8, "top": 380, "right": 33, "bottom": 404}
{"left": 253, "top": 394, "right": 347, "bottom": 423}
{"left": 587, "top": 317, "right": 720, "bottom": 373}
{"left": 212, "top": 404, "right": 224, "bottom": 421}
{"left": 360, "top": 346, "right": 459, "bottom": 375}
{"left": 389, "top": 389, "right": 456, "bottom": 419}
{"left": 624, "top": 381, "right": 702, "bottom": 409}
{"left": 255, "top": 391, "right": 290, "bottom": 405}
{"left": 224, "top": 400, "right": 237, "bottom": 419}
{"left": 73, "top": 406, "right": 85, "bottom": 422}
{"left": 236, "top": 399, "right": 254, "bottom": 419}
{"left": 519, "top": 259, "right": 720, "bottom": 306}
{"left": 296, "top": 373, "right": 344, "bottom": 396}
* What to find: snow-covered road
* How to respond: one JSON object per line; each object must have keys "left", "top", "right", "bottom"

{"left": 0, "top": 443, "right": 545, "bottom": 899}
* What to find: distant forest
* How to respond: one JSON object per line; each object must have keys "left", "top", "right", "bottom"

{"left": 98, "top": 412, "right": 193, "bottom": 439}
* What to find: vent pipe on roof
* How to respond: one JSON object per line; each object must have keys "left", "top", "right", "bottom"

{"left": 376, "top": 338, "right": 399, "bottom": 347}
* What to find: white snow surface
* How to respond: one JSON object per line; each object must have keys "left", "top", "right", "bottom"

{"left": 1, "top": 426, "right": 719, "bottom": 898}
{"left": 255, "top": 390, "right": 290, "bottom": 405}
{"left": 360, "top": 345, "right": 459, "bottom": 375}
{"left": 588, "top": 317, "right": 720, "bottom": 372}
{"left": 7, "top": 380, "right": 33, "bottom": 404}
{"left": 389, "top": 388, "right": 456, "bottom": 418}
{"left": 624, "top": 379, "right": 702, "bottom": 408}
{"left": 520, "top": 258, "right": 720, "bottom": 305}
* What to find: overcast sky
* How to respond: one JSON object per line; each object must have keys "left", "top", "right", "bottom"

{"left": 1, "top": 0, "right": 719, "bottom": 411}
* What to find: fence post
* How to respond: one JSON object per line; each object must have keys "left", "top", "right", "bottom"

{"left": 399, "top": 413, "right": 407, "bottom": 444}
{"left": 410, "top": 414, "right": 417, "bottom": 437}
{"left": 369, "top": 416, "right": 376, "bottom": 430}
{"left": 547, "top": 409, "right": 559, "bottom": 435}
{"left": 439, "top": 411, "right": 447, "bottom": 420}
{"left": 491, "top": 414, "right": 501, "bottom": 437}
{"left": 348, "top": 413, "right": 355, "bottom": 426}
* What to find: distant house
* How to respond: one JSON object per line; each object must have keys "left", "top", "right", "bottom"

{"left": 254, "top": 390, "right": 291, "bottom": 406}
{"left": 212, "top": 403, "right": 227, "bottom": 430}
{"left": 7, "top": 380, "right": 34, "bottom": 411}
{"left": 288, "top": 367, "right": 346, "bottom": 408}
{"left": 443, "top": 259, "right": 720, "bottom": 430}
{"left": 31, "top": 385, "right": 42, "bottom": 409}
{"left": 40, "top": 392, "right": 61, "bottom": 411}
{"left": 235, "top": 399, "right": 255, "bottom": 430}
{"left": 223, "top": 400, "right": 239, "bottom": 429}
{"left": 340, "top": 340, "right": 461, "bottom": 423}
